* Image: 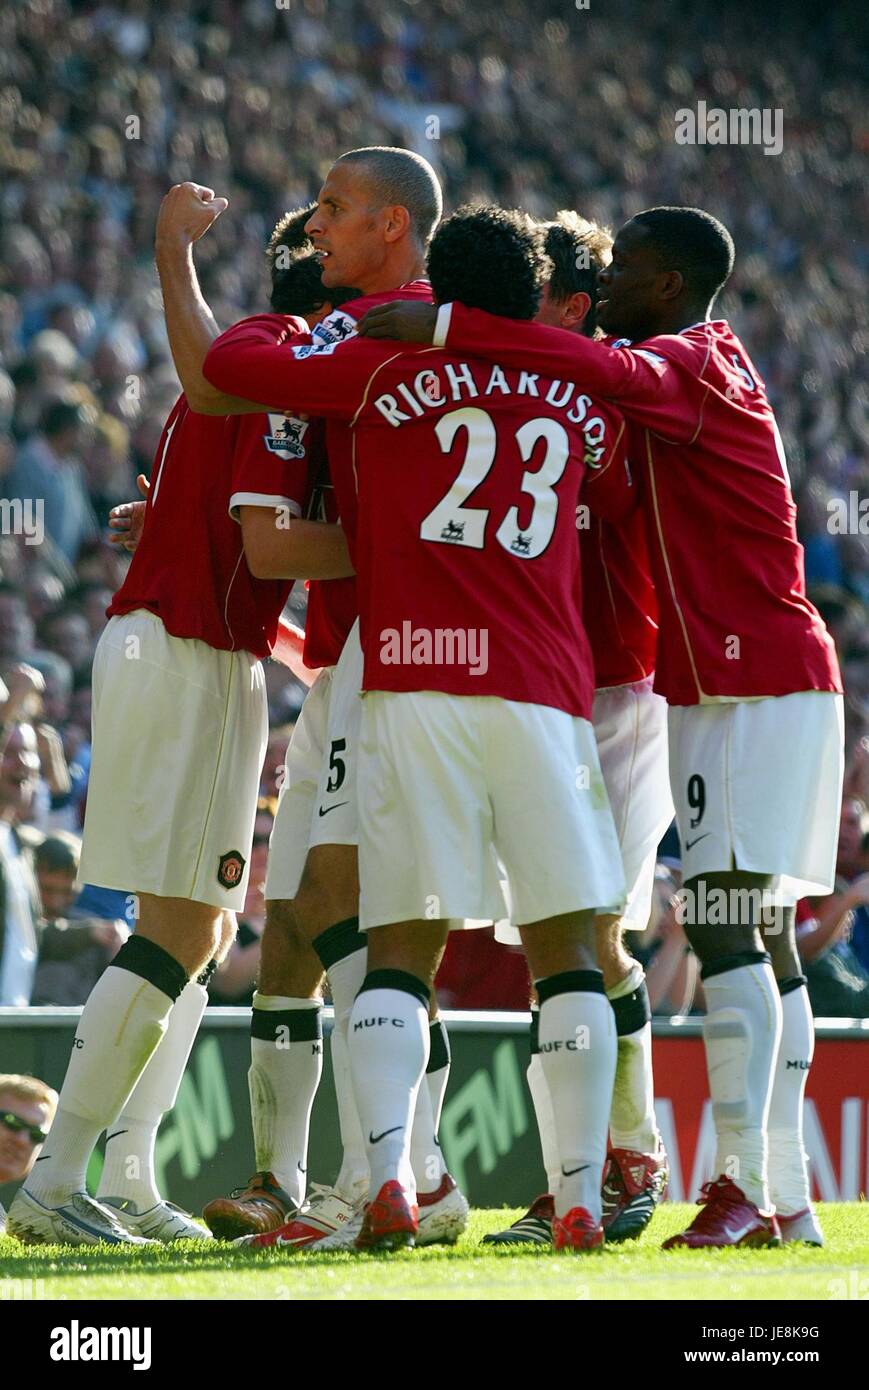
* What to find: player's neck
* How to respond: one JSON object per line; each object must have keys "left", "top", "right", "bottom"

{"left": 652, "top": 299, "right": 715, "bottom": 337}
{"left": 358, "top": 249, "right": 427, "bottom": 296}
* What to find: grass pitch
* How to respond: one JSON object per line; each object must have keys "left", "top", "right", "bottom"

{"left": 1, "top": 1204, "right": 867, "bottom": 1301}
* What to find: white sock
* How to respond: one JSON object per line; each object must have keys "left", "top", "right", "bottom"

{"left": 768, "top": 982, "right": 814, "bottom": 1215}
{"left": 607, "top": 966, "right": 659, "bottom": 1153}
{"left": 527, "top": 1052, "right": 561, "bottom": 1197}
{"left": 409, "top": 1068, "right": 447, "bottom": 1195}
{"left": 537, "top": 981, "right": 616, "bottom": 1221}
{"left": 330, "top": 1021, "right": 369, "bottom": 1202}
{"left": 325, "top": 944, "right": 369, "bottom": 1201}
{"left": 97, "top": 979, "right": 208, "bottom": 1210}
{"left": 349, "top": 981, "right": 428, "bottom": 1201}
{"left": 248, "top": 993, "right": 322, "bottom": 1206}
{"left": 425, "top": 1019, "right": 451, "bottom": 1131}
{"left": 701, "top": 960, "right": 782, "bottom": 1210}
{"left": 27, "top": 962, "right": 178, "bottom": 1205}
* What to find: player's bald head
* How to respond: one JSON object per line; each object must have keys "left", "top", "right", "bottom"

{"left": 333, "top": 147, "right": 443, "bottom": 249}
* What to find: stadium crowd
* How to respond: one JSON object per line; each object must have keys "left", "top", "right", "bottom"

{"left": 0, "top": 0, "right": 866, "bottom": 1013}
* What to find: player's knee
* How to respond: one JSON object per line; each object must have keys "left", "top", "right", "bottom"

{"left": 293, "top": 846, "right": 358, "bottom": 938}
{"left": 265, "top": 897, "right": 297, "bottom": 937}
{"left": 682, "top": 921, "right": 762, "bottom": 965}
{"left": 215, "top": 910, "right": 237, "bottom": 964}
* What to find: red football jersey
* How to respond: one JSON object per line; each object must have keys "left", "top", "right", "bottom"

{"left": 435, "top": 307, "right": 842, "bottom": 705}
{"left": 110, "top": 319, "right": 311, "bottom": 658}
{"left": 291, "top": 420, "right": 357, "bottom": 671}
{"left": 578, "top": 404, "right": 658, "bottom": 688}
{"left": 295, "top": 283, "right": 431, "bottom": 668}
{"left": 205, "top": 321, "right": 605, "bottom": 715}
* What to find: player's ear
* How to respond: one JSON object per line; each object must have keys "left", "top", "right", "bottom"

{"left": 383, "top": 204, "right": 412, "bottom": 244}
{"left": 562, "top": 291, "right": 591, "bottom": 331}
{"left": 659, "top": 269, "right": 684, "bottom": 302}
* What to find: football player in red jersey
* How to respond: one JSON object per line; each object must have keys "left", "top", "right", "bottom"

{"left": 361, "top": 205, "right": 843, "bottom": 1249}
{"left": 8, "top": 196, "right": 357, "bottom": 1249}
{"left": 485, "top": 213, "right": 671, "bottom": 1249}
{"left": 203, "top": 205, "right": 632, "bottom": 1251}
{"left": 155, "top": 153, "right": 470, "bottom": 1252}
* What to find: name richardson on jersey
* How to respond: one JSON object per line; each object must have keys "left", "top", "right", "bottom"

{"left": 372, "top": 361, "right": 607, "bottom": 446}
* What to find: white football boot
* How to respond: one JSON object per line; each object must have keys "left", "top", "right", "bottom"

{"left": 8, "top": 1189, "right": 158, "bottom": 1246}
{"left": 102, "top": 1196, "right": 214, "bottom": 1242}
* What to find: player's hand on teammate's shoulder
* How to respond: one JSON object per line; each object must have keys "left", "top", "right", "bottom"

{"left": 156, "top": 182, "right": 229, "bottom": 248}
{"left": 108, "top": 474, "right": 150, "bottom": 552}
{"left": 359, "top": 301, "right": 438, "bottom": 343}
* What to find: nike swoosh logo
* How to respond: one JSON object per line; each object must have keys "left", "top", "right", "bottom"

{"left": 106, "top": 1130, "right": 128, "bottom": 1145}
{"left": 369, "top": 1126, "right": 402, "bottom": 1144}
{"left": 297, "top": 1163, "right": 307, "bottom": 1173}
{"left": 561, "top": 1163, "right": 589, "bottom": 1177}
{"left": 684, "top": 833, "right": 710, "bottom": 851}
{"left": 318, "top": 802, "right": 349, "bottom": 817}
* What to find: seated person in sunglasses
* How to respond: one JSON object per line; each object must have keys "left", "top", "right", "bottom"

{"left": 0, "top": 1074, "right": 57, "bottom": 1234}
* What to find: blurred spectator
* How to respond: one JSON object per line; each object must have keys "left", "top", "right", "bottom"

{"left": 797, "top": 796, "right": 869, "bottom": 1015}
{"left": 0, "top": 724, "right": 42, "bottom": 1005}
{"left": 38, "top": 603, "right": 94, "bottom": 676}
{"left": 31, "top": 832, "right": 127, "bottom": 1005}
{"left": 0, "top": 1073, "right": 58, "bottom": 1233}
{"left": 2, "top": 398, "right": 99, "bottom": 562}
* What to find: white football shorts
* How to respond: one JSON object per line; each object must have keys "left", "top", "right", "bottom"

{"left": 265, "top": 619, "right": 362, "bottom": 902}
{"left": 668, "top": 689, "right": 844, "bottom": 897}
{"left": 494, "top": 674, "right": 673, "bottom": 944}
{"left": 358, "top": 689, "right": 626, "bottom": 931}
{"left": 79, "top": 610, "right": 268, "bottom": 911}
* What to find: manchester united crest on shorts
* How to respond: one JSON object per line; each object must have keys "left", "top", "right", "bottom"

{"left": 217, "top": 850, "right": 245, "bottom": 890}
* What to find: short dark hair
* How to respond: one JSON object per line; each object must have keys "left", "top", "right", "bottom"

{"left": 41, "top": 399, "right": 87, "bottom": 439}
{"left": 542, "top": 211, "right": 613, "bottom": 335}
{"left": 266, "top": 203, "right": 358, "bottom": 316}
{"left": 35, "top": 832, "right": 80, "bottom": 877}
{"left": 632, "top": 206, "right": 735, "bottom": 304}
{"left": 335, "top": 146, "right": 442, "bottom": 248}
{"left": 427, "top": 206, "right": 550, "bottom": 321}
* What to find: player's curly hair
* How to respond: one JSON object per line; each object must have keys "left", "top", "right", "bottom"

{"left": 426, "top": 205, "right": 551, "bottom": 320}
{"left": 542, "top": 211, "right": 613, "bottom": 336}
{"left": 266, "top": 203, "right": 357, "bottom": 316}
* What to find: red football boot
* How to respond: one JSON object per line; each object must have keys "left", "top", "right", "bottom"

{"left": 552, "top": 1206, "right": 605, "bottom": 1251}
{"left": 355, "top": 1181, "right": 418, "bottom": 1252}
{"left": 662, "top": 1175, "right": 782, "bottom": 1249}
{"left": 601, "top": 1144, "right": 669, "bottom": 1242}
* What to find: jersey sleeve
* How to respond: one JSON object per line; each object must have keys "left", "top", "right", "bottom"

{"left": 204, "top": 315, "right": 391, "bottom": 420}
{"left": 579, "top": 401, "right": 639, "bottom": 524}
{"left": 436, "top": 303, "right": 703, "bottom": 443}
{"left": 228, "top": 413, "right": 310, "bottom": 522}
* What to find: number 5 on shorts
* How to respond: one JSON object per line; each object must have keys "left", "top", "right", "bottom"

{"left": 327, "top": 738, "right": 346, "bottom": 793}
